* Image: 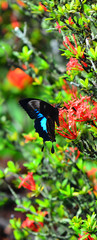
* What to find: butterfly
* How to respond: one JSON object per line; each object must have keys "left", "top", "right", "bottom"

{"left": 19, "top": 98, "right": 59, "bottom": 153}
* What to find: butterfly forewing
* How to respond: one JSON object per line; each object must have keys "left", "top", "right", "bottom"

{"left": 19, "top": 98, "right": 37, "bottom": 119}
{"left": 19, "top": 98, "right": 59, "bottom": 126}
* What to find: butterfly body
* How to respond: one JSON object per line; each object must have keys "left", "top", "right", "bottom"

{"left": 19, "top": 98, "right": 59, "bottom": 152}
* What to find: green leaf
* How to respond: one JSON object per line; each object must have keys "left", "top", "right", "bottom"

{"left": 0, "top": 47, "right": 5, "bottom": 57}
{"left": 0, "top": 170, "right": 4, "bottom": 178}
{"left": 7, "top": 161, "right": 17, "bottom": 173}
{"left": 62, "top": 179, "right": 68, "bottom": 188}
{"left": 35, "top": 57, "right": 49, "bottom": 70}
{"left": 36, "top": 199, "right": 50, "bottom": 208}
{"left": 88, "top": 47, "right": 97, "bottom": 60}
{"left": 80, "top": 78, "right": 88, "bottom": 88}
{"left": 0, "top": 41, "right": 12, "bottom": 57}
{"left": 30, "top": 205, "right": 36, "bottom": 213}
{"left": 89, "top": 126, "right": 97, "bottom": 136}
{"left": 14, "top": 229, "right": 26, "bottom": 240}
{"left": 15, "top": 207, "right": 26, "bottom": 213}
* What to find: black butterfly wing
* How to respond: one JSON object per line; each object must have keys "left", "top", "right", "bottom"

{"left": 39, "top": 100, "right": 59, "bottom": 127}
{"left": 47, "top": 117, "right": 55, "bottom": 142}
{"left": 19, "top": 98, "right": 59, "bottom": 127}
{"left": 19, "top": 98, "right": 59, "bottom": 149}
{"left": 34, "top": 116, "right": 51, "bottom": 142}
{"left": 19, "top": 98, "right": 40, "bottom": 119}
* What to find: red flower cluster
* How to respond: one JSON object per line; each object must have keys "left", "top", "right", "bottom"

{"left": 18, "top": 172, "right": 36, "bottom": 191}
{"left": 63, "top": 34, "right": 78, "bottom": 55}
{"left": 55, "top": 17, "right": 74, "bottom": 34}
{"left": 57, "top": 96, "right": 97, "bottom": 140}
{"left": 39, "top": 2, "right": 47, "bottom": 11}
{"left": 78, "top": 233, "right": 94, "bottom": 240}
{"left": 68, "top": 17, "right": 74, "bottom": 25}
{"left": 63, "top": 34, "right": 87, "bottom": 68}
{"left": 86, "top": 168, "right": 97, "bottom": 197}
{"left": 16, "top": 0, "right": 26, "bottom": 7}
{"left": 87, "top": 168, "right": 97, "bottom": 177}
{"left": 1, "top": 1, "right": 8, "bottom": 10}
{"left": 55, "top": 21, "right": 64, "bottom": 33}
{"left": 10, "top": 13, "right": 20, "bottom": 29}
{"left": 66, "top": 57, "right": 84, "bottom": 74}
{"left": 7, "top": 65, "right": 33, "bottom": 89}
{"left": 65, "top": 147, "right": 80, "bottom": 160}
{"left": 22, "top": 211, "right": 48, "bottom": 232}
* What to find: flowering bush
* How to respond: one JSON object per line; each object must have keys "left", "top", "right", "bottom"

{"left": 0, "top": 0, "right": 97, "bottom": 240}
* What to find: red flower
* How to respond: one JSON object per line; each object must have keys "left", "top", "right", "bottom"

{"left": 68, "top": 17, "right": 74, "bottom": 25}
{"left": 87, "top": 168, "right": 97, "bottom": 177}
{"left": 22, "top": 217, "right": 41, "bottom": 231}
{"left": 93, "top": 180, "right": 97, "bottom": 196}
{"left": 57, "top": 96, "right": 97, "bottom": 140}
{"left": 86, "top": 168, "right": 97, "bottom": 197}
{"left": 55, "top": 21, "right": 64, "bottom": 33}
{"left": 18, "top": 172, "right": 36, "bottom": 191}
{"left": 10, "top": 14, "right": 20, "bottom": 29}
{"left": 63, "top": 34, "right": 87, "bottom": 67}
{"left": 7, "top": 67, "right": 33, "bottom": 89}
{"left": 63, "top": 34, "right": 78, "bottom": 55}
{"left": 57, "top": 106, "right": 78, "bottom": 140}
{"left": 1, "top": 1, "right": 8, "bottom": 10}
{"left": 22, "top": 211, "right": 48, "bottom": 232}
{"left": 91, "top": 101, "right": 97, "bottom": 121}
{"left": 65, "top": 147, "right": 80, "bottom": 160}
{"left": 80, "top": 60, "right": 88, "bottom": 68}
{"left": 16, "top": 0, "right": 26, "bottom": 7}
{"left": 78, "top": 233, "right": 94, "bottom": 240}
{"left": 39, "top": 2, "right": 47, "bottom": 11}
{"left": 23, "top": 133, "right": 36, "bottom": 143}
{"left": 66, "top": 57, "right": 84, "bottom": 74}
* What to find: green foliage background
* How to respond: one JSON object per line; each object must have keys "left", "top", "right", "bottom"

{"left": 0, "top": 0, "right": 97, "bottom": 239}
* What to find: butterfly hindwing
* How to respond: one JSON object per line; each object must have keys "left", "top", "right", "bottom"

{"left": 47, "top": 117, "right": 55, "bottom": 142}
{"left": 34, "top": 109, "right": 51, "bottom": 141}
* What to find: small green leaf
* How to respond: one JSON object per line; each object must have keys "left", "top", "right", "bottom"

{"left": 0, "top": 41, "right": 12, "bottom": 57}
{"left": 80, "top": 78, "right": 88, "bottom": 88}
{"left": 88, "top": 49, "right": 95, "bottom": 59}
{"left": 62, "top": 179, "right": 68, "bottom": 188}
{"left": 7, "top": 161, "right": 17, "bottom": 173}
{"left": 30, "top": 205, "right": 36, "bottom": 213}
{"left": 0, "top": 170, "right": 4, "bottom": 178}
{"left": 36, "top": 199, "right": 50, "bottom": 208}
{"left": 35, "top": 57, "right": 49, "bottom": 70}
{"left": 89, "top": 126, "right": 97, "bottom": 136}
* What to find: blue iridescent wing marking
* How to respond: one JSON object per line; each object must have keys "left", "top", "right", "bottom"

{"left": 40, "top": 117, "right": 47, "bottom": 133}
{"left": 34, "top": 109, "right": 50, "bottom": 142}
